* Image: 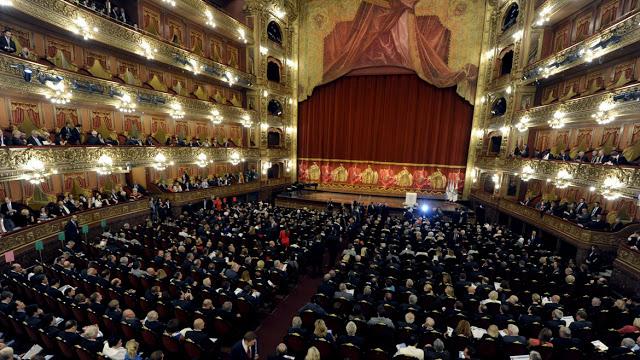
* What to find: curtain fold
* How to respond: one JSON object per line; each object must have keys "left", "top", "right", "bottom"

{"left": 298, "top": 74, "right": 473, "bottom": 166}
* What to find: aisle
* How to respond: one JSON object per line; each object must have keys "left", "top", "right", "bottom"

{"left": 255, "top": 274, "right": 323, "bottom": 356}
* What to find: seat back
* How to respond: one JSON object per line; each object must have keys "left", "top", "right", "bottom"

{"left": 338, "top": 343, "right": 361, "bottom": 360}
{"left": 55, "top": 337, "right": 76, "bottom": 359}
{"left": 284, "top": 333, "right": 307, "bottom": 356}
{"left": 312, "top": 338, "right": 334, "bottom": 359}
{"left": 140, "top": 327, "right": 160, "bottom": 349}
{"left": 120, "top": 321, "right": 137, "bottom": 340}
{"left": 75, "top": 345, "right": 97, "bottom": 360}
{"left": 476, "top": 337, "right": 499, "bottom": 359}
{"left": 184, "top": 338, "right": 203, "bottom": 359}
{"left": 503, "top": 341, "right": 528, "bottom": 357}
{"left": 161, "top": 333, "right": 181, "bottom": 354}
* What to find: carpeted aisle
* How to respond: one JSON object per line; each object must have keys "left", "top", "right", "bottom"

{"left": 255, "top": 274, "right": 323, "bottom": 356}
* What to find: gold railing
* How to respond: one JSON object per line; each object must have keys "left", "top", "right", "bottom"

{"left": 9, "top": 0, "right": 256, "bottom": 89}
{"left": 474, "top": 157, "right": 640, "bottom": 197}
{"left": 0, "top": 147, "right": 260, "bottom": 181}
{"left": 522, "top": 13, "right": 640, "bottom": 84}
{"left": 0, "top": 198, "right": 150, "bottom": 255}
{"left": 512, "top": 82, "right": 640, "bottom": 126}
{"left": 157, "top": 181, "right": 262, "bottom": 206}
{"left": 471, "top": 191, "right": 640, "bottom": 251}
{"left": 0, "top": 54, "right": 255, "bottom": 122}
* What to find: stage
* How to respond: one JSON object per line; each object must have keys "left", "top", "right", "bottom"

{"left": 275, "top": 189, "right": 465, "bottom": 212}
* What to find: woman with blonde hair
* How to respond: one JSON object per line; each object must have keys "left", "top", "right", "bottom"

{"left": 313, "top": 319, "right": 334, "bottom": 342}
{"left": 124, "top": 339, "right": 142, "bottom": 360}
{"left": 304, "top": 346, "right": 321, "bottom": 360}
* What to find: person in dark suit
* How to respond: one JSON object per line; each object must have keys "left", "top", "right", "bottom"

{"left": 59, "top": 320, "right": 82, "bottom": 345}
{"left": 590, "top": 202, "right": 603, "bottom": 219}
{"left": 502, "top": 324, "right": 527, "bottom": 344}
{"left": 143, "top": 311, "right": 165, "bottom": 334}
{"left": 610, "top": 217, "right": 625, "bottom": 232}
{"left": 0, "top": 28, "right": 16, "bottom": 53}
{"left": 569, "top": 310, "right": 592, "bottom": 332}
{"left": 607, "top": 151, "right": 628, "bottom": 165}
{"left": 0, "top": 213, "right": 15, "bottom": 233}
{"left": 230, "top": 331, "right": 258, "bottom": 360}
{"left": 185, "top": 318, "right": 217, "bottom": 352}
{"left": 574, "top": 151, "right": 589, "bottom": 162}
{"left": 64, "top": 215, "right": 81, "bottom": 241}
{"left": 551, "top": 326, "right": 582, "bottom": 350}
{"left": 26, "top": 130, "right": 45, "bottom": 146}
{"left": 85, "top": 130, "right": 100, "bottom": 145}
{"left": 59, "top": 122, "right": 81, "bottom": 145}
{"left": 337, "top": 321, "right": 364, "bottom": 348}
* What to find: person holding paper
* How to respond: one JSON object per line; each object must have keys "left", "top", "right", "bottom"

{"left": 569, "top": 310, "right": 592, "bottom": 332}
{"left": 185, "top": 319, "right": 217, "bottom": 352}
{"left": 394, "top": 336, "right": 424, "bottom": 359}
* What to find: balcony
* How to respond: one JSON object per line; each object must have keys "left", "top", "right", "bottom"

{"left": 0, "top": 146, "right": 260, "bottom": 182}
{"left": 474, "top": 157, "right": 640, "bottom": 198}
{"left": 0, "top": 198, "right": 150, "bottom": 255}
{"left": 157, "top": 181, "right": 262, "bottom": 205}
{"left": 7, "top": 0, "right": 256, "bottom": 89}
{"left": 470, "top": 191, "right": 640, "bottom": 251}
{"left": 0, "top": 54, "right": 256, "bottom": 122}
{"left": 522, "top": 13, "right": 640, "bottom": 85}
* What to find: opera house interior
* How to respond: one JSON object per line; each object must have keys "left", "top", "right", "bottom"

{"left": 0, "top": 0, "right": 640, "bottom": 359}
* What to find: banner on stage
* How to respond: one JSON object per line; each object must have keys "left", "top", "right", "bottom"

{"left": 405, "top": 192, "right": 417, "bottom": 207}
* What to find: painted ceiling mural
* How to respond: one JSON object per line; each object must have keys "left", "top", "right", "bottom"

{"left": 298, "top": 0, "right": 486, "bottom": 104}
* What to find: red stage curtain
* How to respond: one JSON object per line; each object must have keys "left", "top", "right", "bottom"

{"left": 298, "top": 74, "right": 473, "bottom": 166}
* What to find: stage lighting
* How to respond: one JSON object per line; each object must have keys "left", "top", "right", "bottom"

{"left": 23, "top": 67, "right": 32, "bottom": 82}
{"left": 421, "top": 204, "right": 429, "bottom": 213}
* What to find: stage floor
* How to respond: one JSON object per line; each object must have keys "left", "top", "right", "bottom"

{"left": 276, "top": 190, "right": 464, "bottom": 212}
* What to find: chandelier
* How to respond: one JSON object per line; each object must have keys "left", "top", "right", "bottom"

{"left": 262, "top": 161, "right": 272, "bottom": 175}
{"left": 492, "top": 173, "right": 501, "bottom": 190}
{"left": 44, "top": 80, "right": 72, "bottom": 105}
{"left": 237, "top": 28, "right": 247, "bottom": 44}
{"left": 71, "top": 16, "right": 99, "bottom": 40}
{"left": 139, "top": 41, "right": 158, "bottom": 60}
{"left": 601, "top": 176, "right": 624, "bottom": 201}
{"left": 196, "top": 153, "right": 209, "bottom": 168}
{"left": 228, "top": 151, "right": 244, "bottom": 166}
{"left": 170, "top": 103, "right": 185, "bottom": 119}
{"left": 520, "top": 165, "right": 535, "bottom": 181}
{"left": 554, "top": 169, "right": 572, "bottom": 189}
{"left": 205, "top": 10, "right": 216, "bottom": 28}
{"left": 210, "top": 109, "right": 223, "bottom": 124}
{"left": 548, "top": 109, "right": 566, "bottom": 129}
{"left": 591, "top": 99, "right": 616, "bottom": 125}
{"left": 116, "top": 93, "right": 136, "bottom": 113}
{"left": 152, "top": 153, "right": 173, "bottom": 171}
{"left": 161, "top": 0, "right": 176, "bottom": 6}
{"left": 21, "top": 158, "right": 56, "bottom": 185}
{"left": 241, "top": 114, "right": 252, "bottom": 128}
{"left": 224, "top": 70, "right": 238, "bottom": 86}
{"left": 96, "top": 154, "right": 114, "bottom": 175}
{"left": 516, "top": 114, "right": 530, "bottom": 132}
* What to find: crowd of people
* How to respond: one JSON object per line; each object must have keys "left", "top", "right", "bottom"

{"left": 518, "top": 195, "right": 628, "bottom": 232}
{"left": 0, "top": 199, "right": 345, "bottom": 359}
{"left": 0, "top": 184, "right": 146, "bottom": 234}
{"left": 1, "top": 123, "right": 245, "bottom": 148}
{"left": 513, "top": 145, "right": 634, "bottom": 166}
{"left": 277, "top": 203, "right": 640, "bottom": 359}
{"left": 154, "top": 170, "right": 259, "bottom": 193}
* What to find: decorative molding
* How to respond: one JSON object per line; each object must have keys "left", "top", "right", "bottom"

{"left": 11, "top": 0, "right": 256, "bottom": 89}
{"left": 0, "top": 147, "right": 261, "bottom": 181}
{"left": 471, "top": 191, "right": 639, "bottom": 250}
{"left": 1, "top": 199, "right": 149, "bottom": 255}
{"left": 522, "top": 13, "right": 640, "bottom": 83}
{"left": 474, "top": 157, "right": 640, "bottom": 197}
{"left": 157, "top": 181, "right": 262, "bottom": 206}
{"left": 0, "top": 54, "right": 255, "bottom": 122}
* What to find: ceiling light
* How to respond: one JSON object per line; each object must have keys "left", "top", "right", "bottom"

{"left": 44, "top": 81, "right": 72, "bottom": 105}
{"left": 0, "top": 0, "right": 13, "bottom": 6}
{"left": 71, "top": 16, "right": 99, "bottom": 40}
{"left": 241, "top": 114, "right": 252, "bottom": 128}
{"left": 205, "top": 10, "right": 216, "bottom": 28}
{"left": 601, "top": 176, "right": 624, "bottom": 201}
{"left": 170, "top": 103, "right": 185, "bottom": 119}
{"left": 237, "top": 28, "right": 247, "bottom": 43}
{"left": 512, "top": 30, "right": 523, "bottom": 41}
{"left": 259, "top": 46, "right": 268, "bottom": 55}
{"left": 521, "top": 165, "right": 535, "bottom": 181}
{"left": 161, "top": 0, "right": 176, "bottom": 6}
{"left": 196, "top": 153, "right": 209, "bottom": 168}
{"left": 592, "top": 98, "right": 616, "bottom": 125}
{"left": 140, "top": 41, "right": 158, "bottom": 60}
{"left": 152, "top": 153, "right": 173, "bottom": 171}
{"left": 21, "top": 158, "right": 56, "bottom": 184}
{"left": 554, "top": 169, "right": 572, "bottom": 189}
{"left": 548, "top": 109, "right": 566, "bottom": 129}
{"left": 228, "top": 151, "right": 244, "bottom": 166}
{"left": 224, "top": 70, "right": 238, "bottom": 86}
{"left": 116, "top": 93, "right": 136, "bottom": 113}
{"left": 96, "top": 154, "right": 114, "bottom": 175}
